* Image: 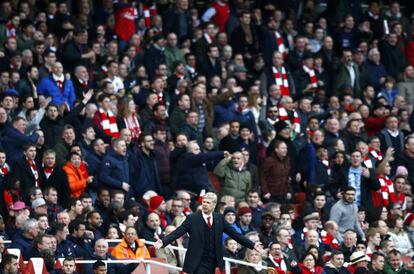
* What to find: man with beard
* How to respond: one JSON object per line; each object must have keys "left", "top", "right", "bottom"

{"left": 86, "top": 210, "right": 103, "bottom": 240}
{"left": 1, "top": 254, "right": 19, "bottom": 274}
{"left": 93, "top": 188, "right": 110, "bottom": 221}
{"left": 140, "top": 212, "right": 162, "bottom": 242}
{"left": 52, "top": 223, "right": 75, "bottom": 258}
{"left": 15, "top": 65, "right": 39, "bottom": 99}
{"left": 67, "top": 219, "right": 93, "bottom": 259}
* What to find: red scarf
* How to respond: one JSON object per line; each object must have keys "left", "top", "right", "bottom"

{"left": 27, "top": 160, "right": 40, "bottom": 187}
{"left": 80, "top": 80, "right": 88, "bottom": 89}
{"left": 99, "top": 108, "right": 120, "bottom": 138}
{"left": 0, "top": 163, "right": 9, "bottom": 177}
{"left": 274, "top": 31, "right": 287, "bottom": 59}
{"left": 56, "top": 80, "right": 64, "bottom": 93}
{"left": 363, "top": 155, "right": 373, "bottom": 169}
{"left": 44, "top": 165, "right": 55, "bottom": 179}
{"left": 320, "top": 230, "right": 340, "bottom": 249}
{"left": 6, "top": 22, "right": 16, "bottom": 38}
{"left": 272, "top": 66, "right": 290, "bottom": 96}
{"left": 321, "top": 159, "right": 331, "bottom": 176}
{"left": 143, "top": 4, "right": 157, "bottom": 28}
{"left": 369, "top": 147, "right": 383, "bottom": 161}
{"left": 156, "top": 92, "right": 165, "bottom": 105}
{"left": 378, "top": 175, "right": 396, "bottom": 206}
{"left": 302, "top": 65, "right": 318, "bottom": 89}
{"left": 278, "top": 107, "right": 300, "bottom": 134}
{"left": 203, "top": 33, "right": 214, "bottom": 44}
{"left": 124, "top": 115, "right": 141, "bottom": 140}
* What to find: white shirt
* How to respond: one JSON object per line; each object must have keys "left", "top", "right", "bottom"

{"left": 202, "top": 211, "right": 213, "bottom": 226}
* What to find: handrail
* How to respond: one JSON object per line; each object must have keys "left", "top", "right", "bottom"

{"left": 74, "top": 258, "right": 183, "bottom": 271}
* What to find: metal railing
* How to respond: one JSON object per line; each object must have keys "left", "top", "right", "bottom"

{"left": 9, "top": 238, "right": 266, "bottom": 274}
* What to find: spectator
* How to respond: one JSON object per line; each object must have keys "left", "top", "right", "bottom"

{"left": 324, "top": 250, "right": 350, "bottom": 274}
{"left": 237, "top": 248, "right": 267, "bottom": 274}
{"left": 175, "top": 141, "right": 226, "bottom": 194}
{"left": 1, "top": 253, "right": 19, "bottom": 274}
{"left": 83, "top": 239, "right": 125, "bottom": 274}
{"left": 329, "top": 187, "right": 364, "bottom": 241}
{"left": 53, "top": 125, "right": 76, "bottom": 166}
{"left": 37, "top": 62, "right": 75, "bottom": 108}
{"left": 129, "top": 133, "right": 162, "bottom": 197}
{"left": 98, "top": 138, "right": 130, "bottom": 193}
{"left": 261, "top": 140, "right": 291, "bottom": 203}
{"left": 214, "top": 151, "right": 252, "bottom": 203}
{"left": 9, "top": 218, "right": 39, "bottom": 260}
{"left": 63, "top": 152, "right": 93, "bottom": 198}
{"left": 111, "top": 226, "right": 150, "bottom": 259}
{"left": 67, "top": 219, "right": 93, "bottom": 259}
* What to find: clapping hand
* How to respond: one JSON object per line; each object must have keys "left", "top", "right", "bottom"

{"left": 153, "top": 234, "right": 164, "bottom": 250}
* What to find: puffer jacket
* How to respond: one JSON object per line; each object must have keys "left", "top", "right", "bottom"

{"left": 214, "top": 158, "right": 252, "bottom": 202}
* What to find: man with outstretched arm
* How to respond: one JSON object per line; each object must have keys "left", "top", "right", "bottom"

{"left": 154, "top": 192, "right": 264, "bottom": 274}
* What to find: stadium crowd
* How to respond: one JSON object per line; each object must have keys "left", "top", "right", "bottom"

{"left": 2, "top": 0, "right": 414, "bottom": 273}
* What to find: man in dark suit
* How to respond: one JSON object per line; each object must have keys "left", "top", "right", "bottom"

{"left": 154, "top": 192, "right": 264, "bottom": 274}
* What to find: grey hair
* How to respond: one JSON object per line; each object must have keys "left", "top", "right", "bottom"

{"left": 22, "top": 218, "right": 39, "bottom": 233}
{"left": 203, "top": 192, "right": 218, "bottom": 204}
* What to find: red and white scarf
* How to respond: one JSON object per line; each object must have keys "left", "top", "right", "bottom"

{"left": 124, "top": 115, "right": 141, "bottom": 140}
{"left": 269, "top": 255, "right": 287, "bottom": 273}
{"left": 302, "top": 65, "right": 318, "bottom": 89}
{"left": 203, "top": 33, "right": 214, "bottom": 44}
{"left": 6, "top": 23, "right": 16, "bottom": 39}
{"left": 378, "top": 175, "right": 396, "bottom": 206}
{"left": 320, "top": 230, "right": 340, "bottom": 249}
{"left": 156, "top": 92, "right": 165, "bottom": 106}
{"left": 143, "top": 4, "right": 157, "bottom": 28}
{"left": 363, "top": 155, "right": 373, "bottom": 169}
{"left": 278, "top": 107, "right": 300, "bottom": 134}
{"left": 369, "top": 147, "right": 383, "bottom": 161}
{"left": 43, "top": 164, "right": 55, "bottom": 179}
{"left": 53, "top": 74, "right": 65, "bottom": 93}
{"left": 27, "top": 159, "right": 40, "bottom": 187}
{"left": 321, "top": 160, "right": 331, "bottom": 176}
{"left": 274, "top": 31, "right": 287, "bottom": 59}
{"left": 0, "top": 163, "right": 10, "bottom": 177}
{"left": 272, "top": 66, "right": 290, "bottom": 96}
{"left": 99, "top": 108, "right": 120, "bottom": 138}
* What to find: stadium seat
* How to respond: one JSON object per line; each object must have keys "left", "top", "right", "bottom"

{"left": 24, "top": 258, "right": 48, "bottom": 274}
{"left": 208, "top": 171, "right": 221, "bottom": 192}
{"left": 215, "top": 267, "right": 224, "bottom": 274}
{"left": 231, "top": 266, "right": 238, "bottom": 274}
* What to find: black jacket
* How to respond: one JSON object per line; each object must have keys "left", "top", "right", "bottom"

{"left": 162, "top": 212, "right": 255, "bottom": 273}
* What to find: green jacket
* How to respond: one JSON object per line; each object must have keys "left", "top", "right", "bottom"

{"left": 53, "top": 139, "right": 70, "bottom": 167}
{"left": 383, "top": 263, "right": 414, "bottom": 274}
{"left": 214, "top": 158, "right": 252, "bottom": 202}
{"left": 164, "top": 46, "right": 185, "bottom": 73}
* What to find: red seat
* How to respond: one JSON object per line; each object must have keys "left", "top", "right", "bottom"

{"left": 295, "top": 192, "right": 306, "bottom": 204}
{"left": 208, "top": 172, "right": 221, "bottom": 192}
{"left": 215, "top": 267, "right": 224, "bottom": 274}
{"left": 24, "top": 258, "right": 48, "bottom": 274}
{"left": 231, "top": 266, "right": 238, "bottom": 274}
{"left": 54, "top": 259, "right": 62, "bottom": 270}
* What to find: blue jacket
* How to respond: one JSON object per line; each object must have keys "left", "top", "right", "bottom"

{"left": 98, "top": 149, "right": 129, "bottom": 190}
{"left": 66, "top": 235, "right": 93, "bottom": 259}
{"left": 1, "top": 125, "right": 39, "bottom": 164}
{"left": 175, "top": 151, "right": 224, "bottom": 193}
{"left": 365, "top": 60, "right": 388, "bottom": 91}
{"left": 37, "top": 75, "right": 76, "bottom": 108}
{"left": 129, "top": 150, "right": 162, "bottom": 197}
{"left": 56, "top": 239, "right": 76, "bottom": 258}
{"left": 10, "top": 232, "right": 33, "bottom": 260}
{"left": 85, "top": 151, "right": 104, "bottom": 189}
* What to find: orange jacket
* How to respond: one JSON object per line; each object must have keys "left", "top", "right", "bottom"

{"left": 63, "top": 162, "right": 88, "bottom": 198}
{"left": 111, "top": 238, "right": 150, "bottom": 259}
